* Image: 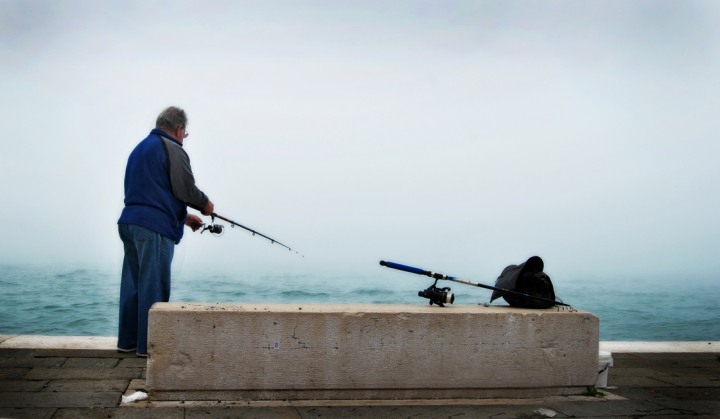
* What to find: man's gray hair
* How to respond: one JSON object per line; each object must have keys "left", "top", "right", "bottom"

{"left": 156, "top": 106, "right": 188, "bottom": 131}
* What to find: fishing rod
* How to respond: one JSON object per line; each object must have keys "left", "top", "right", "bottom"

{"left": 201, "top": 212, "right": 304, "bottom": 257}
{"left": 379, "top": 260, "right": 570, "bottom": 308}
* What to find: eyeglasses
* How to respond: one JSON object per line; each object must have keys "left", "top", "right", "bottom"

{"left": 180, "top": 126, "right": 189, "bottom": 138}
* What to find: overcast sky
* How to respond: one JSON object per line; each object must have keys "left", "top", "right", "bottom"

{"left": 1, "top": 0, "right": 718, "bottom": 284}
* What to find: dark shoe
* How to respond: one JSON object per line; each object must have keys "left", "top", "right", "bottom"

{"left": 136, "top": 352, "right": 148, "bottom": 358}
{"left": 117, "top": 347, "right": 137, "bottom": 353}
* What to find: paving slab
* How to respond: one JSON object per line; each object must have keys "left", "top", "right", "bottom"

{"left": 646, "top": 399, "right": 720, "bottom": 415}
{"left": 62, "top": 357, "right": 120, "bottom": 368}
{"left": 186, "top": 406, "right": 303, "bottom": 419}
{"left": 608, "top": 387, "right": 681, "bottom": 404}
{"left": 295, "top": 404, "right": 568, "bottom": 419}
{"left": 0, "top": 407, "right": 56, "bottom": 419}
{"left": 654, "top": 367, "right": 720, "bottom": 378}
{"left": 656, "top": 376, "right": 720, "bottom": 387}
{"left": 0, "top": 368, "right": 30, "bottom": 379}
{"left": 651, "top": 387, "right": 720, "bottom": 401}
{"left": 42, "top": 379, "right": 130, "bottom": 392}
{"left": 607, "top": 376, "right": 680, "bottom": 387}
{"left": 52, "top": 407, "right": 185, "bottom": 418}
{"left": 609, "top": 367, "right": 674, "bottom": 378}
{"left": 0, "top": 357, "right": 66, "bottom": 368}
{"left": 637, "top": 416, "right": 720, "bottom": 419}
{"left": 117, "top": 358, "right": 147, "bottom": 368}
{"left": 0, "top": 379, "right": 48, "bottom": 391}
{"left": 547, "top": 399, "right": 683, "bottom": 417}
{"left": 0, "top": 349, "right": 38, "bottom": 359}
{"left": 23, "top": 367, "right": 142, "bottom": 380}
{"left": 0, "top": 391, "right": 119, "bottom": 408}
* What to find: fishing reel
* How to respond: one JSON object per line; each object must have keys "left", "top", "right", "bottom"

{"left": 418, "top": 279, "right": 454, "bottom": 307}
{"left": 201, "top": 224, "right": 223, "bottom": 235}
{"left": 201, "top": 215, "right": 224, "bottom": 236}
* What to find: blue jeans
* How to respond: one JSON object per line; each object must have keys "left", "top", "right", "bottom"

{"left": 118, "top": 223, "right": 174, "bottom": 354}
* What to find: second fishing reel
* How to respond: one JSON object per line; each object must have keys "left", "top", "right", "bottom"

{"left": 418, "top": 279, "right": 454, "bottom": 307}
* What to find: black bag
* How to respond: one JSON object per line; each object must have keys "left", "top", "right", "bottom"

{"left": 490, "top": 256, "right": 556, "bottom": 309}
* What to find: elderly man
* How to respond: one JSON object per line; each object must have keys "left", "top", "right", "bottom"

{"left": 117, "top": 106, "right": 213, "bottom": 357}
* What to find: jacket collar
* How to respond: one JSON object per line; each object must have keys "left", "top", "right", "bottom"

{"left": 151, "top": 128, "right": 183, "bottom": 147}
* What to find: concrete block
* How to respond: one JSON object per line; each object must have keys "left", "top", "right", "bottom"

{"left": 148, "top": 303, "right": 599, "bottom": 401}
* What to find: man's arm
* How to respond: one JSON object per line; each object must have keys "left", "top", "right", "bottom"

{"left": 160, "top": 137, "right": 211, "bottom": 212}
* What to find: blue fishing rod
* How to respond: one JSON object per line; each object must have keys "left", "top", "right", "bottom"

{"left": 379, "top": 260, "right": 571, "bottom": 308}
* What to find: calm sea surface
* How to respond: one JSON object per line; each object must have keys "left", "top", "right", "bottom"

{"left": 0, "top": 264, "right": 718, "bottom": 341}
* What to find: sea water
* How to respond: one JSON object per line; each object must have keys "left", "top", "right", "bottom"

{"left": 0, "top": 264, "right": 718, "bottom": 341}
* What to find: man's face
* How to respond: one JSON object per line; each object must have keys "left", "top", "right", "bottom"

{"left": 174, "top": 126, "right": 188, "bottom": 141}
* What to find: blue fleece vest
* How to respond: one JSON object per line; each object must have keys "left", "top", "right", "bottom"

{"left": 118, "top": 129, "right": 187, "bottom": 243}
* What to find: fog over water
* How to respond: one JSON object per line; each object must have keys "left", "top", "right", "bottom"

{"left": 1, "top": 1, "right": 719, "bottom": 292}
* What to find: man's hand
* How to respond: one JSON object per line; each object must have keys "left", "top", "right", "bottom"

{"left": 185, "top": 214, "right": 204, "bottom": 232}
{"left": 202, "top": 200, "right": 215, "bottom": 216}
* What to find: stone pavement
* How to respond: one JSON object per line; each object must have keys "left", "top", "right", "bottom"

{"left": 0, "top": 335, "right": 718, "bottom": 418}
